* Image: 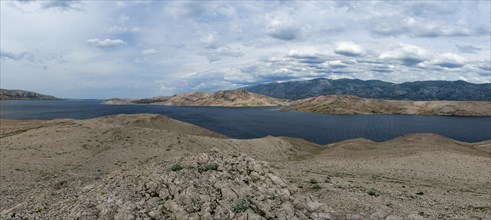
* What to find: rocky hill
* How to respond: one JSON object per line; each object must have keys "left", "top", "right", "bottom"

{"left": 5, "top": 150, "right": 331, "bottom": 219}
{"left": 0, "top": 89, "right": 58, "bottom": 100}
{"left": 104, "top": 90, "right": 288, "bottom": 107}
{"left": 1, "top": 114, "right": 490, "bottom": 219}
{"left": 243, "top": 78, "right": 491, "bottom": 101}
{"left": 283, "top": 95, "right": 491, "bottom": 116}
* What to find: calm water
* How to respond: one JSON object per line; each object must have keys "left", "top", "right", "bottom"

{"left": 1, "top": 99, "right": 490, "bottom": 145}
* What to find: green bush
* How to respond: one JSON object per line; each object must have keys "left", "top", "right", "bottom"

{"left": 310, "top": 178, "right": 318, "bottom": 184}
{"left": 312, "top": 183, "right": 321, "bottom": 190}
{"left": 201, "top": 162, "right": 219, "bottom": 171}
{"left": 170, "top": 163, "right": 182, "bottom": 171}
{"left": 367, "top": 189, "right": 379, "bottom": 197}
{"left": 232, "top": 196, "right": 250, "bottom": 213}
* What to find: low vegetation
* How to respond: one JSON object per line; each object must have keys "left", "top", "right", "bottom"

{"left": 232, "top": 196, "right": 251, "bottom": 213}
{"left": 170, "top": 163, "right": 183, "bottom": 171}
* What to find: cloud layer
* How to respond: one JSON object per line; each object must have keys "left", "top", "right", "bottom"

{"left": 1, "top": 1, "right": 490, "bottom": 98}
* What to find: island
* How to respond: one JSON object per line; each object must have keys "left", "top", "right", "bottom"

{"left": 103, "top": 89, "right": 288, "bottom": 107}
{"left": 0, "top": 89, "right": 58, "bottom": 100}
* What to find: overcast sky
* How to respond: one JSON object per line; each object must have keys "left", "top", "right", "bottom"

{"left": 1, "top": 0, "right": 490, "bottom": 98}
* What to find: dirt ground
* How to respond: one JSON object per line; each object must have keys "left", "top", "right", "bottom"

{"left": 1, "top": 114, "right": 490, "bottom": 219}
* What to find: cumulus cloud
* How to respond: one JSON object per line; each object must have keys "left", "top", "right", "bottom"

{"left": 268, "top": 26, "right": 301, "bottom": 41}
{"left": 431, "top": 53, "right": 466, "bottom": 68}
{"left": 334, "top": 42, "right": 363, "bottom": 57}
{"left": 379, "top": 44, "right": 432, "bottom": 66}
{"left": 2, "top": 1, "right": 490, "bottom": 98}
{"left": 380, "top": 45, "right": 467, "bottom": 69}
{"left": 327, "top": 60, "right": 349, "bottom": 68}
{"left": 286, "top": 49, "right": 326, "bottom": 64}
{"left": 86, "top": 38, "right": 127, "bottom": 48}
{"left": 266, "top": 16, "right": 301, "bottom": 41}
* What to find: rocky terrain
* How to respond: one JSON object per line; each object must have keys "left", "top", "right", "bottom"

{"left": 0, "top": 89, "right": 58, "bottom": 100}
{"left": 283, "top": 95, "right": 491, "bottom": 116}
{"left": 103, "top": 90, "right": 288, "bottom": 107}
{"left": 243, "top": 78, "right": 491, "bottom": 101}
{"left": 1, "top": 114, "right": 490, "bottom": 219}
{"left": 4, "top": 150, "right": 332, "bottom": 219}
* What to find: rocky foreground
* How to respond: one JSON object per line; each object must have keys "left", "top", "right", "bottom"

{"left": 1, "top": 114, "right": 490, "bottom": 219}
{"left": 4, "top": 150, "right": 332, "bottom": 219}
{"left": 103, "top": 90, "right": 288, "bottom": 107}
{"left": 283, "top": 95, "right": 491, "bottom": 116}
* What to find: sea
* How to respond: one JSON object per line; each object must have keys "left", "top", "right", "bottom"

{"left": 1, "top": 99, "right": 490, "bottom": 145}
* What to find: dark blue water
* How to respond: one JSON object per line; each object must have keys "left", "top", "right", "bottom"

{"left": 1, "top": 99, "right": 490, "bottom": 145}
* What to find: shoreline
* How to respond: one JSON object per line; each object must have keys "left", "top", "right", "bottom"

{"left": 2, "top": 114, "right": 490, "bottom": 146}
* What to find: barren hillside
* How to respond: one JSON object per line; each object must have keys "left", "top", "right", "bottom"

{"left": 1, "top": 114, "right": 490, "bottom": 219}
{"left": 103, "top": 90, "right": 288, "bottom": 107}
{"left": 283, "top": 95, "right": 491, "bottom": 116}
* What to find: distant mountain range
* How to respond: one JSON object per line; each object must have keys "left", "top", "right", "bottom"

{"left": 104, "top": 90, "right": 288, "bottom": 107}
{"left": 243, "top": 78, "right": 491, "bottom": 101}
{"left": 282, "top": 95, "right": 491, "bottom": 116}
{"left": 0, "top": 89, "right": 58, "bottom": 100}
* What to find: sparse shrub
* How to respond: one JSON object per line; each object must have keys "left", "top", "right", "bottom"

{"left": 312, "top": 183, "right": 321, "bottom": 190}
{"left": 232, "top": 196, "right": 250, "bottom": 213}
{"left": 367, "top": 189, "right": 379, "bottom": 197}
{"left": 310, "top": 178, "right": 318, "bottom": 184}
{"left": 170, "top": 163, "right": 182, "bottom": 172}
{"left": 416, "top": 191, "right": 424, "bottom": 195}
{"left": 201, "top": 162, "right": 219, "bottom": 171}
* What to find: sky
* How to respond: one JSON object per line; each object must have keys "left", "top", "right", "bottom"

{"left": 1, "top": 0, "right": 490, "bottom": 99}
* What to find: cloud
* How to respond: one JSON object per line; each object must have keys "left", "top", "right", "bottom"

{"left": 41, "top": 0, "right": 82, "bottom": 10}
{"left": 334, "top": 42, "right": 363, "bottom": 57}
{"left": 199, "top": 32, "right": 218, "bottom": 49}
{"left": 201, "top": 46, "right": 244, "bottom": 63}
{"left": 431, "top": 53, "right": 466, "bottom": 68}
{"left": 2, "top": 1, "right": 490, "bottom": 98}
{"left": 266, "top": 15, "right": 301, "bottom": 41}
{"left": 379, "top": 44, "right": 432, "bottom": 66}
{"left": 268, "top": 26, "right": 301, "bottom": 41}
{"left": 141, "top": 49, "right": 158, "bottom": 55}
{"left": 106, "top": 25, "right": 142, "bottom": 34}
{"left": 86, "top": 38, "right": 127, "bottom": 48}
{"left": 368, "top": 18, "right": 489, "bottom": 38}
{"left": 476, "top": 62, "right": 491, "bottom": 71}
{"left": 286, "top": 49, "right": 326, "bottom": 64}
{"left": 0, "top": 50, "right": 35, "bottom": 61}
{"left": 354, "top": 1, "right": 491, "bottom": 38}
{"left": 455, "top": 44, "right": 482, "bottom": 54}
{"left": 327, "top": 60, "right": 349, "bottom": 68}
